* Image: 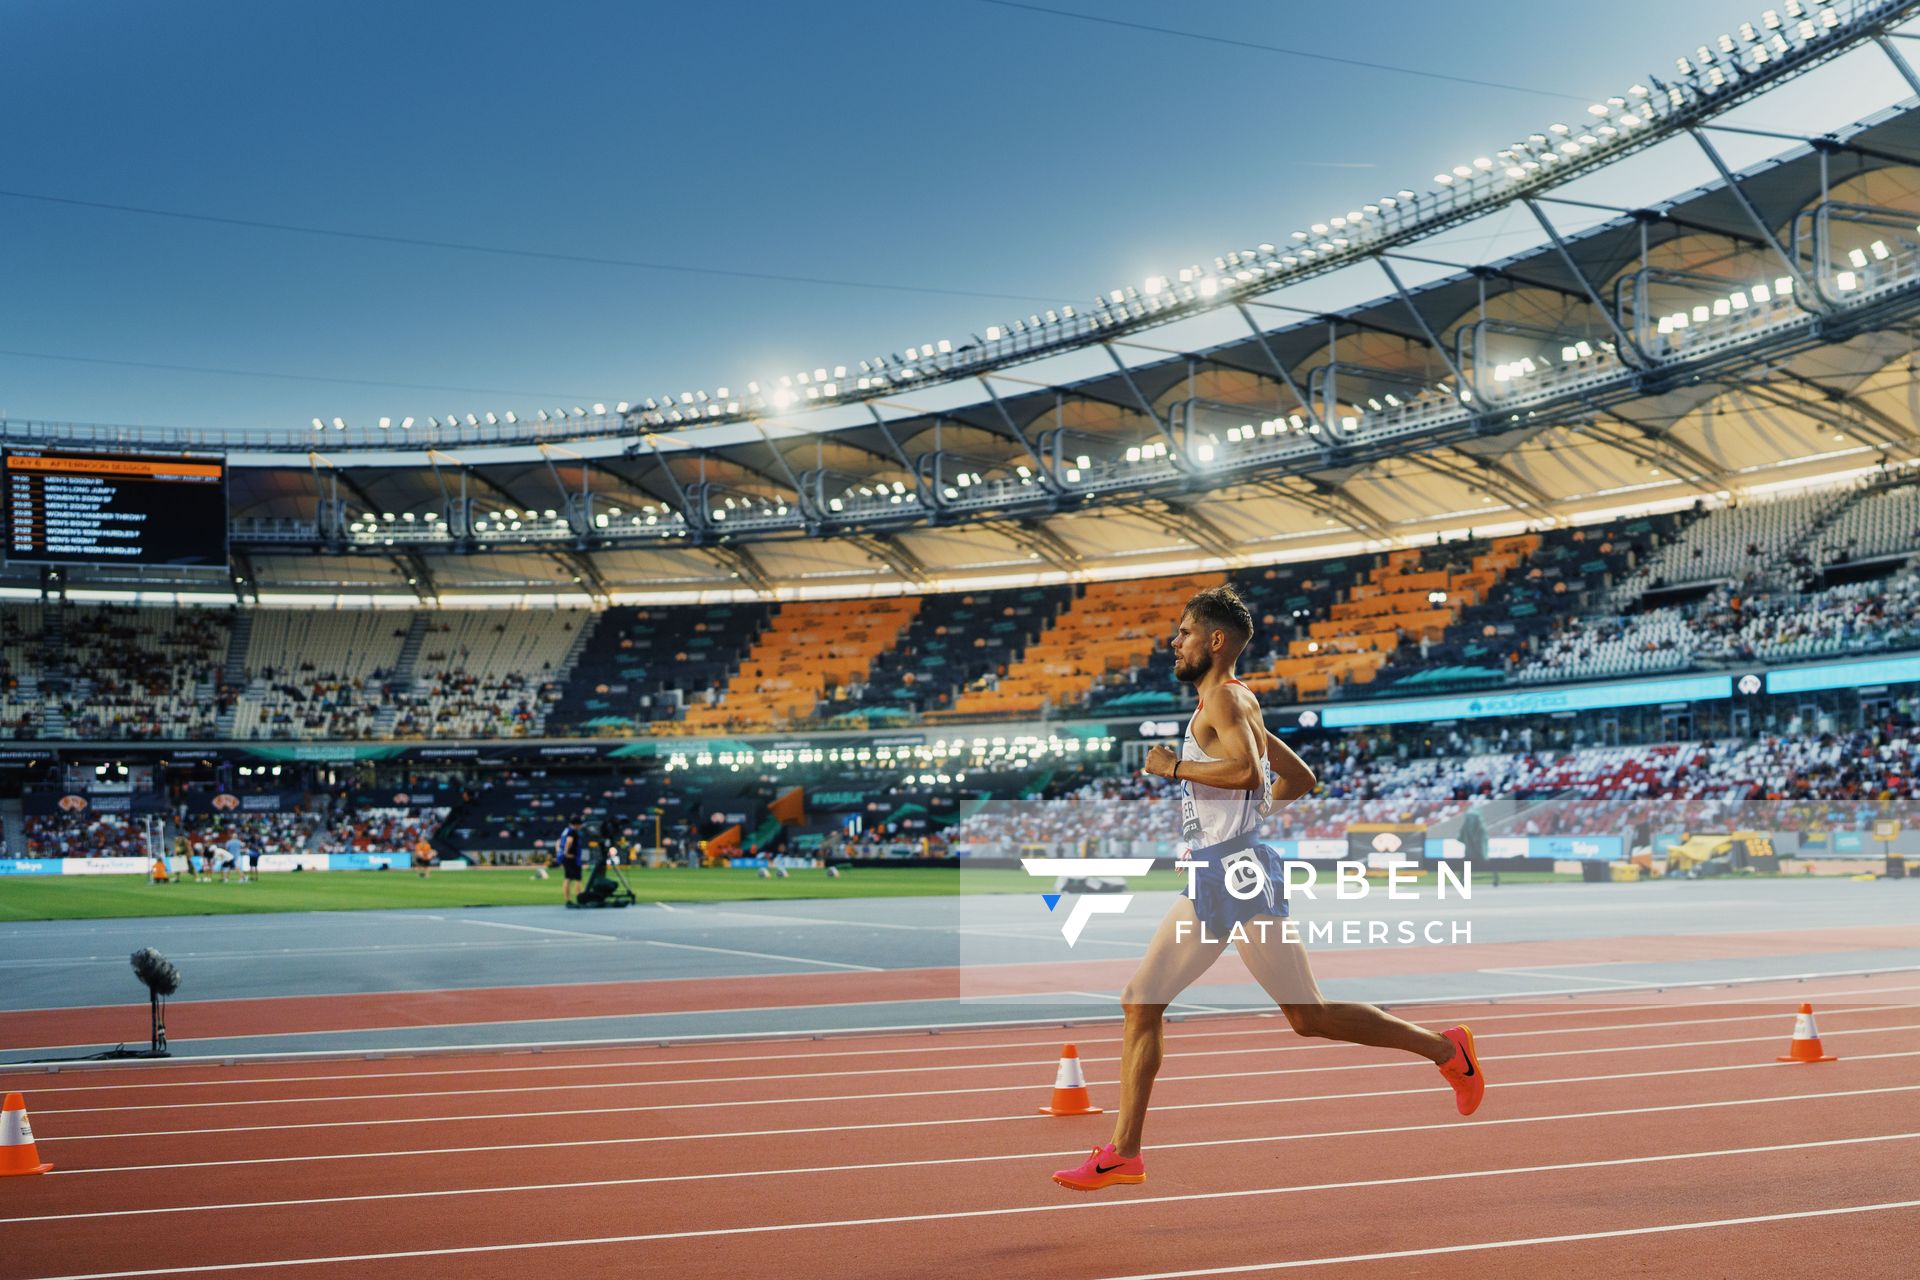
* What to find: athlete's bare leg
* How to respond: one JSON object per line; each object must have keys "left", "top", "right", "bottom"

{"left": 1234, "top": 930, "right": 1452, "bottom": 1064}
{"left": 1111, "top": 896, "right": 1230, "bottom": 1156}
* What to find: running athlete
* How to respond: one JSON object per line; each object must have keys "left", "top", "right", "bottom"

{"left": 1053, "top": 584, "right": 1484, "bottom": 1193}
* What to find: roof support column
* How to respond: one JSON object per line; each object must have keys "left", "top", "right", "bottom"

{"left": 978, "top": 376, "right": 1063, "bottom": 494}
{"left": 1686, "top": 127, "right": 1825, "bottom": 312}
{"left": 1875, "top": 33, "right": 1920, "bottom": 97}
{"left": 1234, "top": 304, "right": 1325, "bottom": 431}
{"left": 864, "top": 404, "right": 939, "bottom": 512}
{"left": 1377, "top": 258, "right": 1479, "bottom": 412}
{"left": 1102, "top": 343, "right": 1188, "bottom": 468}
{"left": 1523, "top": 199, "right": 1651, "bottom": 368}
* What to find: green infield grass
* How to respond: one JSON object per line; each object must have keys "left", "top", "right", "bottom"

{"left": 0, "top": 865, "right": 1578, "bottom": 922}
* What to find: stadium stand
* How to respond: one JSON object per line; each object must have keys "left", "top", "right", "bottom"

{"left": 825, "top": 584, "right": 1074, "bottom": 724}
{"left": 228, "top": 610, "right": 409, "bottom": 739}
{"left": 55, "top": 606, "right": 231, "bottom": 739}
{"left": 389, "top": 609, "right": 587, "bottom": 738}
{"left": 545, "top": 601, "right": 773, "bottom": 734}
{"left": 1809, "top": 476, "right": 1920, "bottom": 573}
{"left": 945, "top": 573, "right": 1225, "bottom": 720}
{"left": 313, "top": 805, "right": 447, "bottom": 855}
{"left": 23, "top": 812, "right": 152, "bottom": 858}
{"left": 947, "top": 723, "right": 1919, "bottom": 856}
{"left": 678, "top": 598, "right": 920, "bottom": 733}
{"left": 1609, "top": 487, "right": 1856, "bottom": 604}
{"left": 2, "top": 478, "right": 1916, "bottom": 743}
{"left": 0, "top": 604, "right": 47, "bottom": 737}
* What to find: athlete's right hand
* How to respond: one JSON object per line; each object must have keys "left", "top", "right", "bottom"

{"left": 1143, "top": 744, "right": 1178, "bottom": 778}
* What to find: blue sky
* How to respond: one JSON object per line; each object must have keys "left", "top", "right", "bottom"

{"left": 1, "top": 0, "right": 1912, "bottom": 435}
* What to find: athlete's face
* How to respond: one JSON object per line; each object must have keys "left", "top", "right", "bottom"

{"left": 1171, "top": 612, "right": 1214, "bottom": 684}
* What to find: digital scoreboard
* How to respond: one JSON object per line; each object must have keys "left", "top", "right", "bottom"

{"left": 4, "top": 450, "right": 228, "bottom": 568}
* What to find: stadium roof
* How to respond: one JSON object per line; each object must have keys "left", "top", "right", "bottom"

{"left": 11, "top": 61, "right": 1920, "bottom": 603}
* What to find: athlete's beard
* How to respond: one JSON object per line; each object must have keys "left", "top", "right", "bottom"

{"left": 1174, "top": 649, "right": 1212, "bottom": 684}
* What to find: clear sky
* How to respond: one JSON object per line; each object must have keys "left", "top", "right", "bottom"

{"left": 2, "top": 0, "right": 1913, "bottom": 436}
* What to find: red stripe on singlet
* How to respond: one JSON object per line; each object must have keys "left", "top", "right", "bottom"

{"left": 1195, "top": 677, "right": 1248, "bottom": 711}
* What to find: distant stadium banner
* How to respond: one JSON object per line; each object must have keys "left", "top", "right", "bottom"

{"left": 1439, "top": 835, "right": 1623, "bottom": 861}
{"left": 1346, "top": 823, "right": 1426, "bottom": 868}
{"left": 0, "top": 859, "right": 64, "bottom": 876}
{"left": 1766, "top": 653, "right": 1920, "bottom": 694}
{"left": 22, "top": 792, "right": 166, "bottom": 816}
{"left": 245, "top": 744, "right": 406, "bottom": 763}
{"left": 185, "top": 791, "right": 302, "bottom": 815}
{"left": 401, "top": 742, "right": 612, "bottom": 762}
{"left": 352, "top": 788, "right": 460, "bottom": 809}
{"left": 0, "top": 748, "right": 55, "bottom": 766}
{"left": 329, "top": 852, "right": 407, "bottom": 871}
{"left": 0, "top": 853, "right": 407, "bottom": 876}
{"left": 1320, "top": 673, "right": 1733, "bottom": 728}
{"left": 60, "top": 857, "right": 153, "bottom": 876}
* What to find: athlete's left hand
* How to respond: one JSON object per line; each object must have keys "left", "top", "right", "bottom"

{"left": 1143, "top": 744, "right": 1178, "bottom": 778}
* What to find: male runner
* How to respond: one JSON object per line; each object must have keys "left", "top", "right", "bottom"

{"left": 1052, "top": 584, "right": 1484, "bottom": 1192}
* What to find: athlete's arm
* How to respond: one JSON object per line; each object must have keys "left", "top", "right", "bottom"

{"left": 1144, "top": 686, "right": 1264, "bottom": 791}
{"left": 1262, "top": 730, "right": 1318, "bottom": 809}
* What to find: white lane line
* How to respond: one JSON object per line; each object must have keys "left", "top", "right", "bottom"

{"left": 1483, "top": 967, "right": 1651, "bottom": 987}
{"left": 640, "top": 939, "right": 881, "bottom": 972}
{"left": 29, "top": 1019, "right": 1920, "bottom": 1118}
{"left": 20, "top": 1136, "right": 1920, "bottom": 1277}
{"left": 0, "top": 939, "right": 594, "bottom": 969}
{"left": 15, "top": 965, "right": 1918, "bottom": 1060}
{"left": 20, "top": 980, "right": 1918, "bottom": 1095}
{"left": 42, "top": 1040, "right": 1920, "bottom": 1143}
{"left": 452, "top": 919, "right": 620, "bottom": 941}
{"left": 21, "top": 1082, "right": 1920, "bottom": 1205}
{"left": 1094, "top": 1200, "right": 1920, "bottom": 1279}
{"left": 15, "top": 997, "right": 1920, "bottom": 1105}
{"left": 652, "top": 902, "right": 679, "bottom": 911}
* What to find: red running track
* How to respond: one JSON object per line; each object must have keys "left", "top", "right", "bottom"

{"left": 2, "top": 972, "right": 1918, "bottom": 1279}
{"left": 5, "top": 923, "right": 1914, "bottom": 1052}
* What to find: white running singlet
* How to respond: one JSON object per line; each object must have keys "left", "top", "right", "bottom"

{"left": 1178, "top": 678, "right": 1272, "bottom": 848}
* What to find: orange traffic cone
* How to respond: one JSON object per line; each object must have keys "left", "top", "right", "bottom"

{"left": 0, "top": 1093, "right": 52, "bottom": 1176}
{"left": 1038, "top": 1044, "right": 1102, "bottom": 1116}
{"left": 1776, "top": 1003, "right": 1838, "bottom": 1063}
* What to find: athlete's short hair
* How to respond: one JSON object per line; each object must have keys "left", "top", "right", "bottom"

{"left": 1183, "top": 584, "right": 1253, "bottom": 653}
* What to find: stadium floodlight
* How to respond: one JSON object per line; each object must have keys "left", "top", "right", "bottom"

{"left": 378, "top": 417, "right": 392, "bottom": 429}
{"left": 311, "top": 418, "right": 324, "bottom": 431}
{"left": 503, "top": 411, "right": 517, "bottom": 424}
{"left": 331, "top": 417, "right": 346, "bottom": 430}
{"left": 484, "top": 412, "right": 498, "bottom": 426}
{"left": 401, "top": 417, "right": 415, "bottom": 429}
{"left": 464, "top": 414, "right": 479, "bottom": 427}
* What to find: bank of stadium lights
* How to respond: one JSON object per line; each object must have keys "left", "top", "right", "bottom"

{"left": 1656, "top": 277, "right": 1797, "bottom": 335}
{"left": 282, "top": 7, "right": 1874, "bottom": 445}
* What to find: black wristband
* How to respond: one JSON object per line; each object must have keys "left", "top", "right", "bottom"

{"left": 1171, "top": 760, "right": 1181, "bottom": 781}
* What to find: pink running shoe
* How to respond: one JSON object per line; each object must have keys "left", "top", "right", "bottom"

{"left": 1052, "top": 1142, "right": 1145, "bottom": 1192}
{"left": 1438, "top": 1025, "right": 1486, "bottom": 1116}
